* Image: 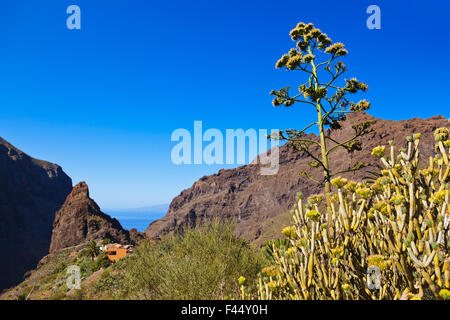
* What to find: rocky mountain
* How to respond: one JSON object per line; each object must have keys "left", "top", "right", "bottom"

{"left": 145, "top": 112, "right": 449, "bottom": 242}
{"left": 49, "top": 182, "right": 132, "bottom": 253}
{"left": 0, "top": 137, "right": 72, "bottom": 291}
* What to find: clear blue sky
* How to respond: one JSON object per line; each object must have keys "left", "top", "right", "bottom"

{"left": 0, "top": 0, "right": 449, "bottom": 208}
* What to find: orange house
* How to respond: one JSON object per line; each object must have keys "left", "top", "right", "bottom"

{"left": 106, "top": 247, "right": 127, "bottom": 262}
{"left": 104, "top": 244, "right": 132, "bottom": 262}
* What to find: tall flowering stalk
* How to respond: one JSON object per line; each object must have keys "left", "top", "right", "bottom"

{"left": 271, "top": 22, "right": 373, "bottom": 219}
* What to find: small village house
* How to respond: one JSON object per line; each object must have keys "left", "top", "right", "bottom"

{"left": 100, "top": 243, "right": 133, "bottom": 262}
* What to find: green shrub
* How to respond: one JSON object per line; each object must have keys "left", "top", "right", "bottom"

{"left": 53, "top": 262, "right": 67, "bottom": 274}
{"left": 95, "top": 254, "right": 112, "bottom": 270}
{"left": 94, "top": 269, "right": 123, "bottom": 299}
{"left": 77, "top": 248, "right": 91, "bottom": 259}
{"left": 70, "top": 288, "right": 85, "bottom": 300}
{"left": 78, "top": 257, "right": 97, "bottom": 278}
{"left": 114, "top": 221, "right": 267, "bottom": 299}
{"left": 17, "top": 293, "right": 26, "bottom": 300}
{"left": 16, "top": 286, "right": 34, "bottom": 300}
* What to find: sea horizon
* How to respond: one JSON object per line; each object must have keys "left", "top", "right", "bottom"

{"left": 105, "top": 206, "right": 168, "bottom": 232}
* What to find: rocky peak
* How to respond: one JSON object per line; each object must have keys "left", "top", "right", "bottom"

{"left": 49, "top": 182, "right": 131, "bottom": 253}
{"left": 67, "top": 181, "right": 90, "bottom": 200}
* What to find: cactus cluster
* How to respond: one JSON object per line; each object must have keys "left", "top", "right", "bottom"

{"left": 247, "top": 127, "right": 450, "bottom": 300}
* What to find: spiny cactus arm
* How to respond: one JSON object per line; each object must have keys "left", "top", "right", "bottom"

{"left": 437, "top": 140, "right": 449, "bottom": 165}
{"left": 423, "top": 250, "right": 437, "bottom": 268}
{"left": 400, "top": 254, "right": 416, "bottom": 290}
{"left": 444, "top": 259, "right": 450, "bottom": 288}
{"left": 434, "top": 254, "right": 444, "bottom": 288}
{"left": 422, "top": 269, "right": 440, "bottom": 296}
{"left": 407, "top": 248, "right": 425, "bottom": 268}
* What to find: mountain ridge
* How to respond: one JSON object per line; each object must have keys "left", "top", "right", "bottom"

{"left": 145, "top": 112, "right": 448, "bottom": 242}
{"left": 49, "top": 182, "right": 134, "bottom": 253}
{"left": 0, "top": 137, "right": 73, "bottom": 291}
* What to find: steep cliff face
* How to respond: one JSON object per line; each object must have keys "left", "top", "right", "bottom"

{"left": 0, "top": 138, "right": 72, "bottom": 291}
{"left": 145, "top": 113, "right": 449, "bottom": 241}
{"left": 49, "top": 182, "right": 131, "bottom": 253}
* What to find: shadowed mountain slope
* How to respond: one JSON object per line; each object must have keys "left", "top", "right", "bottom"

{"left": 0, "top": 138, "right": 72, "bottom": 291}
{"left": 145, "top": 112, "right": 448, "bottom": 243}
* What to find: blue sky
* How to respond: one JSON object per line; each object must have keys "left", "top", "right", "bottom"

{"left": 0, "top": 0, "right": 449, "bottom": 209}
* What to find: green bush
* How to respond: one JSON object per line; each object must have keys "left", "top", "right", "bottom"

{"left": 94, "top": 268, "right": 123, "bottom": 299}
{"left": 77, "top": 248, "right": 91, "bottom": 259}
{"left": 114, "top": 221, "right": 267, "bottom": 299}
{"left": 16, "top": 293, "right": 26, "bottom": 300}
{"left": 70, "top": 288, "right": 85, "bottom": 300}
{"left": 53, "top": 262, "right": 67, "bottom": 274}
{"left": 78, "top": 257, "right": 97, "bottom": 278}
{"left": 95, "top": 254, "right": 112, "bottom": 270}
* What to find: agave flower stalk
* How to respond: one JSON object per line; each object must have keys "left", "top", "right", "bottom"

{"left": 270, "top": 22, "right": 373, "bottom": 226}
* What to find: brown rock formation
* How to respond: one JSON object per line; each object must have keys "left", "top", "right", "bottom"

{"left": 49, "top": 182, "right": 130, "bottom": 253}
{"left": 129, "top": 228, "right": 146, "bottom": 244}
{"left": 0, "top": 137, "right": 72, "bottom": 291}
{"left": 145, "top": 112, "right": 449, "bottom": 242}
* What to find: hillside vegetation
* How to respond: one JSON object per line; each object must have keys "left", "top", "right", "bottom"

{"left": 1, "top": 221, "right": 267, "bottom": 300}
{"left": 0, "top": 242, "right": 112, "bottom": 300}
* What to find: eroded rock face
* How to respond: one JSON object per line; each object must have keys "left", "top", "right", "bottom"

{"left": 49, "top": 182, "right": 130, "bottom": 253}
{"left": 0, "top": 137, "right": 72, "bottom": 291}
{"left": 145, "top": 112, "right": 448, "bottom": 241}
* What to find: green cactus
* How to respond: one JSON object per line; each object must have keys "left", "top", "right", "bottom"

{"left": 261, "top": 239, "right": 292, "bottom": 262}
{"left": 247, "top": 128, "right": 450, "bottom": 300}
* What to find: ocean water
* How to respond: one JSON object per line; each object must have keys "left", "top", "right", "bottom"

{"left": 106, "top": 211, "right": 167, "bottom": 232}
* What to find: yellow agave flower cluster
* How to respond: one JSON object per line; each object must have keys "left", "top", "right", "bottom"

{"left": 246, "top": 127, "right": 450, "bottom": 300}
